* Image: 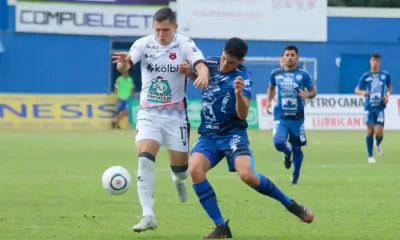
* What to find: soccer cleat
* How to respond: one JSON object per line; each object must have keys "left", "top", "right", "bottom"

{"left": 171, "top": 172, "right": 188, "bottom": 202}
{"left": 376, "top": 144, "right": 383, "bottom": 157}
{"left": 132, "top": 215, "right": 158, "bottom": 233}
{"left": 283, "top": 143, "right": 293, "bottom": 169}
{"left": 201, "top": 220, "right": 233, "bottom": 239}
{"left": 291, "top": 175, "right": 299, "bottom": 185}
{"left": 286, "top": 200, "right": 314, "bottom": 224}
{"left": 368, "top": 157, "right": 376, "bottom": 163}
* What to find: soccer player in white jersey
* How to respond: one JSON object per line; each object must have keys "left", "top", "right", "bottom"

{"left": 112, "top": 7, "right": 209, "bottom": 232}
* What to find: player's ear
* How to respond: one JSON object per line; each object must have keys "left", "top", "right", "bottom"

{"left": 239, "top": 58, "right": 245, "bottom": 64}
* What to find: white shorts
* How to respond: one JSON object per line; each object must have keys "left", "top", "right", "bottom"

{"left": 135, "top": 118, "right": 190, "bottom": 152}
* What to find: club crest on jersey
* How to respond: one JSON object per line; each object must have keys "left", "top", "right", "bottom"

{"left": 169, "top": 52, "right": 177, "bottom": 60}
{"left": 147, "top": 76, "right": 172, "bottom": 103}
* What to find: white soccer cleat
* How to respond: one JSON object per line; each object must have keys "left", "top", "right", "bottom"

{"left": 174, "top": 179, "right": 188, "bottom": 202}
{"left": 368, "top": 157, "right": 376, "bottom": 163}
{"left": 171, "top": 171, "right": 188, "bottom": 202}
{"left": 376, "top": 144, "right": 383, "bottom": 157}
{"left": 132, "top": 215, "right": 158, "bottom": 232}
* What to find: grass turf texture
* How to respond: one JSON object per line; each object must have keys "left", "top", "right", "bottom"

{"left": 1, "top": 130, "right": 399, "bottom": 240}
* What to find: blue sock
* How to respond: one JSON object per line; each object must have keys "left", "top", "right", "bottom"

{"left": 274, "top": 140, "right": 292, "bottom": 156}
{"left": 292, "top": 146, "right": 304, "bottom": 178}
{"left": 376, "top": 135, "right": 383, "bottom": 146}
{"left": 253, "top": 175, "right": 292, "bottom": 207}
{"left": 193, "top": 179, "right": 225, "bottom": 225}
{"left": 366, "top": 135, "right": 373, "bottom": 157}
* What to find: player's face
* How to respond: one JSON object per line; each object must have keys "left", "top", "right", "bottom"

{"left": 283, "top": 50, "right": 298, "bottom": 69}
{"left": 220, "top": 51, "right": 244, "bottom": 72}
{"left": 154, "top": 20, "right": 177, "bottom": 46}
{"left": 370, "top": 57, "right": 380, "bottom": 70}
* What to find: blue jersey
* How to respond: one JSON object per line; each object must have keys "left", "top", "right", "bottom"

{"left": 198, "top": 57, "right": 252, "bottom": 136}
{"left": 270, "top": 67, "right": 314, "bottom": 120}
{"left": 357, "top": 71, "right": 391, "bottom": 110}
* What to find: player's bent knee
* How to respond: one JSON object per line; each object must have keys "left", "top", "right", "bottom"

{"left": 375, "top": 126, "right": 384, "bottom": 136}
{"left": 238, "top": 169, "right": 258, "bottom": 186}
{"left": 189, "top": 153, "right": 210, "bottom": 183}
{"left": 274, "top": 139, "right": 287, "bottom": 152}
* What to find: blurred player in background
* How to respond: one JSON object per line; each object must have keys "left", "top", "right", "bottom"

{"left": 181, "top": 38, "right": 314, "bottom": 239}
{"left": 112, "top": 7, "right": 209, "bottom": 232}
{"left": 279, "top": 53, "right": 284, "bottom": 67}
{"left": 266, "top": 45, "right": 317, "bottom": 185}
{"left": 112, "top": 72, "right": 134, "bottom": 129}
{"left": 355, "top": 53, "right": 392, "bottom": 163}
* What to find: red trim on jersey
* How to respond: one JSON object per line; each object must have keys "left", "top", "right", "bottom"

{"left": 183, "top": 76, "right": 191, "bottom": 147}
{"left": 129, "top": 60, "right": 133, "bottom": 67}
{"left": 193, "top": 59, "right": 205, "bottom": 69}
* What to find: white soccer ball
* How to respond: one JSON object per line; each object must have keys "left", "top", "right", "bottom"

{"left": 101, "top": 166, "right": 131, "bottom": 195}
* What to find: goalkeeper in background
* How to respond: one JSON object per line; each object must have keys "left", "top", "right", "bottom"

{"left": 112, "top": 72, "right": 134, "bottom": 129}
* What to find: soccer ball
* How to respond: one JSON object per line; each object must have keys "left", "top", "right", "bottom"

{"left": 101, "top": 166, "right": 131, "bottom": 195}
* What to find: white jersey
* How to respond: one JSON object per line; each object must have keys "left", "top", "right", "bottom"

{"left": 128, "top": 34, "right": 205, "bottom": 123}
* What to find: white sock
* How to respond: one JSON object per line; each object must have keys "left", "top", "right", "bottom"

{"left": 170, "top": 165, "right": 188, "bottom": 183}
{"left": 137, "top": 153, "right": 155, "bottom": 217}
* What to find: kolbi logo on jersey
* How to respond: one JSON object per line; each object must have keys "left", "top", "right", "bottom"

{"left": 147, "top": 76, "right": 172, "bottom": 103}
{"left": 146, "top": 63, "right": 179, "bottom": 73}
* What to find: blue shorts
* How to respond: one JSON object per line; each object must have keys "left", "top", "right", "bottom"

{"left": 117, "top": 99, "right": 129, "bottom": 113}
{"left": 365, "top": 108, "right": 385, "bottom": 126}
{"left": 273, "top": 119, "right": 307, "bottom": 146}
{"left": 190, "top": 130, "right": 254, "bottom": 172}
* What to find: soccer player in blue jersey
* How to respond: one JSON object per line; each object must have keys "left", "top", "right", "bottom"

{"left": 355, "top": 53, "right": 392, "bottom": 163}
{"left": 266, "top": 45, "right": 317, "bottom": 185}
{"left": 180, "top": 38, "right": 314, "bottom": 239}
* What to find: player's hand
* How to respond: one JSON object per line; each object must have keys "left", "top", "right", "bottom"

{"left": 194, "top": 75, "right": 209, "bottom": 89}
{"left": 299, "top": 88, "right": 310, "bottom": 99}
{"left": 112, "top": 52, "right": 131, "bottom": 64}
{"left": 383, "top": 94, "right": 389, "bottom": 104}
{"left": 179, "top": 60, "right": 191, "bottom": 76}
{"left": 234, "top": 76, "right": 245, "bottom": 95}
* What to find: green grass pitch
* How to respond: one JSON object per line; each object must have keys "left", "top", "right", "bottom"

{"left": 1, "top": 130, "right": 399, "bottom": 240}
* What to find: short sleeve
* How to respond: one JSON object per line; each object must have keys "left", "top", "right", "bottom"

{"left": 114, "top": 77, "right": 120, "bottom": 88}
{"left": 386, "top": 73, "right": 391, "bottom": 86}
{"left": 128, "top": 38, "right": 146, "bottom": 66}
{"left": 357, "top": 73, "right": 366, "bottom": 89}
{"left": 241, "top": 71, "right": 252, "bottom": 100}
{"left": 182, "top": 39, "right": 205, "bottom": 69}
{"left": 270, "top": 70, "right": 276, "bottom": 87}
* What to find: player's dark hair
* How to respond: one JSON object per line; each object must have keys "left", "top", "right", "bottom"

{"left": 284, "top": 45, "right": 299, "bottom": 55}
{"left": 153, "top": 7, "right": 176, "bottom": 23}
{"left": 371, "top": 53, "right": 381, "bottom": 59}
{"left": 224, "top": 37, "right": 248, "bottom": 59}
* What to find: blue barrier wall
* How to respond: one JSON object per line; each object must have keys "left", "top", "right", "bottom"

{"left": 1, "top": 4, "right": 399, "bottom": 97}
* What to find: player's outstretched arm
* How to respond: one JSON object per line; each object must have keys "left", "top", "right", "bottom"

{"left": 194, "top": 63, "right": 210, "bottom": 89}
{"left": 234, "top": 76, "right": 250, "bottom": 120}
